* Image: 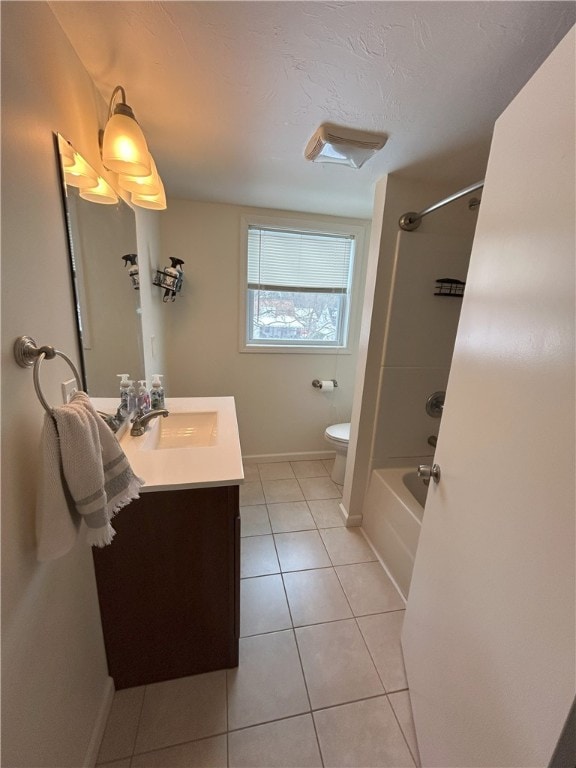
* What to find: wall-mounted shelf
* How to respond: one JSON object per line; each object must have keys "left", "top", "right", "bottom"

{"left": 434, "top": 278, "right": 465, "bottom": 298}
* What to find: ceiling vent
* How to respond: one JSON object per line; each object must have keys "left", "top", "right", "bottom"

{"left": 304, "top": 124, "right": 388, "bottom": 169}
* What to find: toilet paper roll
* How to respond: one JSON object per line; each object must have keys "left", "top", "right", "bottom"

{"left": 320, "top": 380, "right": 334, "bottom": 392}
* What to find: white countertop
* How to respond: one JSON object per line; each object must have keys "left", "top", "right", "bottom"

{"left": 91, "top": 396, "right": 244, "bottom": 492}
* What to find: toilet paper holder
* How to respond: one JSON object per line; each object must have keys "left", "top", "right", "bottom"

{"left": 312, "top": 379, "right": 338, "bottom": 389}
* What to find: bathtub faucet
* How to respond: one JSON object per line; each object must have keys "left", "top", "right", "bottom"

{"left": 425, "top": 391, "right": 445, "bottom": 418}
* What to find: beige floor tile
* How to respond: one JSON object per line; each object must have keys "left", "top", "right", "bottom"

{"left": 357, "top": 612, "right": 408, "bottom": 693}
{"left": 97, "top": 686, "right": 145, "bottom": 763}
{"left": 274, "top": 530, "right": 331, "bottom": 572}
{"left": 96, "top": 760, "right": 131, "bottom": 768}
{"left": 295, "top": 619, "right": 384, "bottom": 710}
{"left": 313, "top": 696, "right": 415, "bottom": 767}
{"left": 263, "top": 479, "right": 305, "bottom": 504}
{"left": 228, "top": 714, "right": 322, "bottom": 767}
{"left": 243, "top": 464, "right": 261, "bottom": 482}
{"left": 290, "top": 460, "right": 329, "bottom": 478}
{"left": 307, "top": 499, "right": 344, "bottom": 528}
{"left": 240, "top": 505, "right": 271, "bottom": 537}
{"left": 268, "top": 501, "right": 316, "bottom": 533}
{"left": 134, "top": 671, "right": 227, "bottom": 754}
{"left": 240, "top": 481, "right": 265, "bottom": 507}
{"left": 132, "top": 735, "right": 227, "bottom": 767}
{"left": 336, "top": 562, "right": 405, "bottom": 615}
{"left": 298, "top": 476, "right": 342, "bottom": 500}
{"left": 320, "top": 527, "right": 377, "bottom": 566}
{"left": 227, "top": 630, "right": 309, "bottom": 730}
{"left": 240, "top": 574, "right": 292, "bottom": 636}
{"left": 388, "top": 691, "right": 421, "bottom": 767}
{"left": 258, "top": 462, "right": 295, "bottom": 480}
{"left": 241, "top": 535, "right": 280, "bottom": 578}
{"left": 322, "top": 459, "right": 335, "bottom": 474}
{"left": 283, "top": 568, "right": 352, "bottom": 626}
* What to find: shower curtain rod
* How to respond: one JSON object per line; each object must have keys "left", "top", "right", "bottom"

{"left": 398, "top": 180, "right": 485, "bottom": 231}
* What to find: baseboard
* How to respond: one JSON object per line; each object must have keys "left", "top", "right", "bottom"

{"left": 243, "top": 450, "right": 336, "bottom": 464}
{"left": 360, "top": 527, "right": 407, "bottom": 605}
{"left": 338, "top": 500, "right": 363, "bottom": 527}
{"left": 84, "top": 675, "right": 114, "bottom": 767}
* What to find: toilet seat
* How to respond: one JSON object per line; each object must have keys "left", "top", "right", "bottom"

{"left": 325, "top": 423, "right": 350, "bottom": 444}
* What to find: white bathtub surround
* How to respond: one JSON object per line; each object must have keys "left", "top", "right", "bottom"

{"left": 362, "top": 468, "right": 427, "bottom": 598}
{"left": 345, "top": 173, "right": 479, "bottom": 527}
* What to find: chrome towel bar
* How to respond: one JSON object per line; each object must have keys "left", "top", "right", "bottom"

{"left": 14, "top": 335, "right": 83, "bottom": 414}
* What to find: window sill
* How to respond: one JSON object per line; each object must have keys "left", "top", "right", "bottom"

{"left": 240, "top": 344, "right": 352, "bottom": 355}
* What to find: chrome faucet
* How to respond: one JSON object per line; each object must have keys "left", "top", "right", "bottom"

{"left": 130, "top": 409, "right": 169, "bottom": 436}
{"left": 97, "top": 406, "right": 126, "bottom": 433}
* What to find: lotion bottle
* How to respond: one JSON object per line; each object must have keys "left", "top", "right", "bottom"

{"left": 137, "top": 380, "right": 151, "bottom": 413}
{"left": 117, "top": 373, "right": 131, "bottom": 413}
{"left": 127, "top": 380, "right": 137, "bottom": 413}
{"left": 150, "top": 374, "right": 165, "bottom": 410}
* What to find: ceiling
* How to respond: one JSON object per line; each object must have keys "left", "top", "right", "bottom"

{"left": 50, "top": 1, "right": 574, "bottom": 218}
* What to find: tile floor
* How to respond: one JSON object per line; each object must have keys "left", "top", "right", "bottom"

{"left": 96, "top": 459, "right": 421, "bottom": 768}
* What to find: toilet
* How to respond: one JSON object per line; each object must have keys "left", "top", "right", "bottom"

{"left": 324, "top": 422, "right": 351, "bottom": 485}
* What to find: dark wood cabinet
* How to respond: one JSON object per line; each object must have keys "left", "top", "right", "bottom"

{"left": 92, "top": 484, "right": 240, "bottom": 689}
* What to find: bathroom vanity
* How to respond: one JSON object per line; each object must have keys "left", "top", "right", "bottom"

{"left": 90, "top": 397, "right": 244, "bottom": 690}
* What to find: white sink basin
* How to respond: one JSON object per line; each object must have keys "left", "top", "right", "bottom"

{"left": 92, "top": 396, "right": 243, "bottom": 491}
{"left": 141, "top": 411, "right": 218, "bottom": 450}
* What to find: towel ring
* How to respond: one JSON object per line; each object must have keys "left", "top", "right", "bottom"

{"left": 14, "top": 335, "right": 83, "bottom": 414}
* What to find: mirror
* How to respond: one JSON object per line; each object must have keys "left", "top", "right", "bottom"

{"left": 56, "top": 134, "right": 144, "bottom": 396}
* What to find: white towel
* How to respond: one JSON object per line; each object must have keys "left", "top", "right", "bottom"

{"left": 36, "top": 391, "right": 144, "bottom": 561}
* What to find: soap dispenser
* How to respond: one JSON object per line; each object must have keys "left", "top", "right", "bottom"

{"left": 117, "top": 373, "right": 131, "bottom": 413}
{"left": 150, "top": 374, "right": 165, "bottom": 410}
{"left": 127, "top": 380, "right": 137, "bottom": 413}
{"left": 137, "top": 380, "right": 151, "bottom": 413}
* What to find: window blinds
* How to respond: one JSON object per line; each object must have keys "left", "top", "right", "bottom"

{"left": 247, "top": 226, "right": 354, "bottom": 293}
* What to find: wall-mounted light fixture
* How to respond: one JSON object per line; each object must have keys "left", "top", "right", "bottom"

{"left": 118, "top": 154, "right": 161, "bottom": 196}
{"left": 63, "top": 149, "right": 99, "bottom": 189}
{"left": 58, "top": 134, "right": 119, "bottom": 204}
{"left": 132, "top": 178, "right": 167, "bottom": 211}
{"left": 102, "top": 86, "right": 151, "bottom": 177}
{"left": 80, "top": 176, "right": 119, "bottom": 205}
{"left": 101, "top": 85, "right": 167, "bottom": 210}
{"left": 153, "top": 257, "right": 184, "bottom": 302}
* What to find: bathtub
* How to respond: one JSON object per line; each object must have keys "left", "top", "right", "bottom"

{"left": 361, "top": 468, "right": 427, "bottom": 599}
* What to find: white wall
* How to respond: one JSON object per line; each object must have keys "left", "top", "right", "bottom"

{"left": 136, "top": 207, "right": 167, "bottom": 384}
{"left": 1, "top": 4, "right": 136, "bottom": 765}
{"left": 160, "top": 200, "right": 370, "bottom": 459}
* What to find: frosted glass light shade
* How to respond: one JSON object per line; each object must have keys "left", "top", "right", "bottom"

{"left": 80, "top": 176, "right": 119, "bottom": 205}
{"left": 102, "top": 113, "right": 151, "bottom": 176}
{"left": 58, "top": 135, "right": 75, "bottom": 168}
{"left": 118, "top": 155, "right": 160, "bottom": 195}
{"left": 131, "top": 178, "right": 166, "bottom": 210}
{"left": 64, "top": 152, "right": 99, "bottom": 189}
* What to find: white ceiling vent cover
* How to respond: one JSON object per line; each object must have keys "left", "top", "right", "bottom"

{"left": 305, "top": 124, "right": 388, "bottom": 169}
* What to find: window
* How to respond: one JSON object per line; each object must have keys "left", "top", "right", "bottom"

{"left": 243, "top": 222, "right": 357, "bottom": 351}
